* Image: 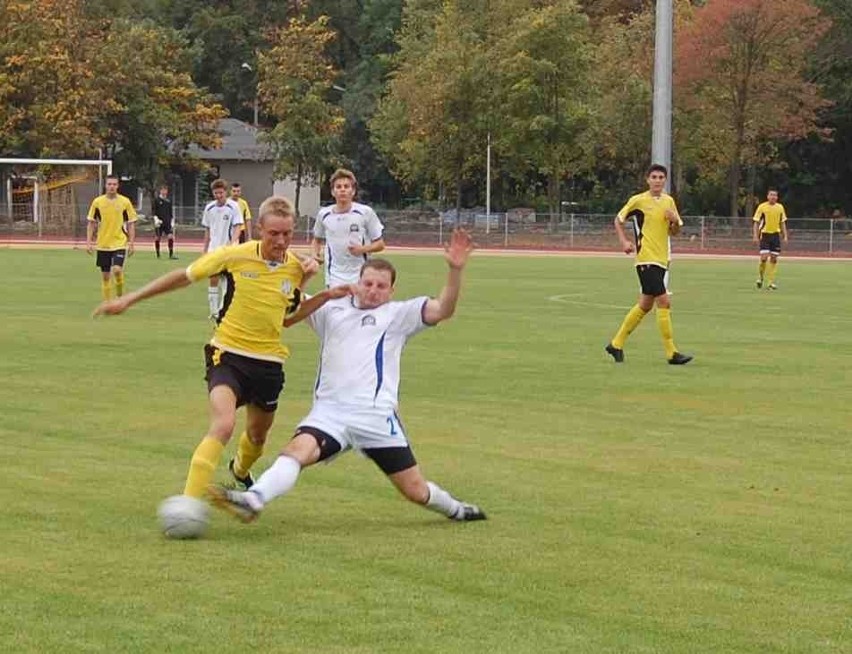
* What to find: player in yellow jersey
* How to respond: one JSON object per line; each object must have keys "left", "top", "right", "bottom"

{"left": 231, "top": 182, "right": 252, "bottom": 242}
{"left": 85, "top": 175, "right": 137, "bottom": 300}
{"left": 93, "top": 197, "right": 352, "bottom": 522}
{"left": 605, "top": 164, "right": 692, "bottom": 365}
{"left": 752, "top": 189, "right": 788, "bottom": 290}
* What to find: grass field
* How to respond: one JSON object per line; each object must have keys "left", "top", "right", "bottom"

{"left": 1, "top": 247, "right": 850, "bottom": 653}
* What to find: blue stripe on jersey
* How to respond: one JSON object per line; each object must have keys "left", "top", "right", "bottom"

{"left": 327, "top": 243, "right": 332, "bottom": 273}
{"left": 313, "top": 344, "right": 324, "bottom": 397}
{"left": 373, "top": 331, "right": 387, "bottom": 400}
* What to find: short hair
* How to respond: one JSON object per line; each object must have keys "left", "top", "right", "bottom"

{"left": 330, "top": 168, "right": 357, "bottom": 189}
{"left": 767, "top": 188, "right": 779, "bottom": 195}
{"left": 210, "top": 178, "right": 228, "bottom": 191}
{"left": 257, "top": 196, "right": 295, "bottom": 224}
{"left": 231, "top": 182, "right": 241, "bottom": 189}
{"left": 105, "top": 174, "right": 119, "bottom": 182}
{"left": 647, "top": 164, "right": 668, "bottom": 177}
{"left": 360, "top": 258, "right": 396, "bottom": 285}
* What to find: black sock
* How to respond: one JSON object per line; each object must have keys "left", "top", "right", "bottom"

{"left": 168, "top": 240, "right": 174, "bottom": 256}
{"left": 155, "top": 240, "right": 160, "bottom": 256}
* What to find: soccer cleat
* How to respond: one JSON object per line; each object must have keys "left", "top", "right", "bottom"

{"left": 452, "top": 503, "right": 487, "bottom": 522}
{"left": 169, "top": 255, "right": 179, "bottom": 260}
{"left": 207, "top": 484, "right": 262, "bottom": 523}
{"left": 755, "top": 279, "right": 763, "bottom": 289}
{"left": 767, "top": 283, "right": 778, "bottom": 290}
{"left": 668, "top": 352, "right": 693, "bottom": 365}
{"left": 228, "top": 458, "right": 255, "bottom": 489}
{"left": 605, "top": 343, "right": 625, "bottom": 363}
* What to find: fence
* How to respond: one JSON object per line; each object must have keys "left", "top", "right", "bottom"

{"left": 2, "top": 202, "right": 852, "bottom": 256}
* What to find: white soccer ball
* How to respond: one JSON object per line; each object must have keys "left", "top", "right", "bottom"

{"left": 157, "top": 495, "right": 209, "bottom": 539}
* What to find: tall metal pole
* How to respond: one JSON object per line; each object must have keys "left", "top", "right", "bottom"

{"left": 485, "top": 132, "right": 491, "bottom": 235}
{"left": 652, "top": 0, "right": 673, "bottom": 193}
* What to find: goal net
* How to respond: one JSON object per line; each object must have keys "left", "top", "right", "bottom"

{"left": 0, "top": 158, "right": 113, "bottom": 240}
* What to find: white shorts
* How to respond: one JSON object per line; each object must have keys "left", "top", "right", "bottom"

{"left": 297, "top": 402, "right": 410, "bottom": 452}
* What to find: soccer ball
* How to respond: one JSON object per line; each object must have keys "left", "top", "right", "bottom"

{"left": 157, "top": 495, "right": 209, "bottom": 539}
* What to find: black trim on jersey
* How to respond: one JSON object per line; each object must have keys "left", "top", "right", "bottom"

{"left": 352, "top": 207, "right": 364, "bottom": 215}
{"left": 93, "top": 208, "right": 101, "bottom": 222}
{"left": 627, "top": 209, "right": 645, "bottom": 254}
{"left": 216, "top": 270, "right": 235, "bottom": 324}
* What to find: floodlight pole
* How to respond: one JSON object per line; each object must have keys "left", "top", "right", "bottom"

{"left": 486, "top": 131, "right": 491, "bottom": 235}
{"left": 652, "top": 0, "right": 673, "bottom": 193}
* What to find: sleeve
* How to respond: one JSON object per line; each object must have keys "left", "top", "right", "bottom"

{"left": 186, "top": 246, "right": 231, "bottom": 282}
{"left": 365, "top": 207, "right": 384, "bottom": 241}
{"left": 669, "top": 197, "right": 683, "bottom": 226}
{"left": 86, "top": 198, "right": 98, "bottom": 222}
{"left": 244, "top": 200, "right": 252, "bottom": 221}
{"left": 125, "top": 198, "right": 138, "bottom": 222}
{"left": 201, "top": 205, "right": 211, "bottom": 228}
{"left": 394, "top": 297, "right": 432, "bottom": 338}
{"left": 616, "top": 196, "right": 637, "bottom": 223}
{"left": 780, "top": 205, "right": 788, "bottom": 222}
{"left": 313, "top": 211, "right": 326, "bottom": 239}
{"left": 305, "top": 302, "right": 328, "bottom": 337}
{"left": 229, "top": 202, "right": 244, "bottom": 227}
{"left": 753, "top": 204, "right": 764, "bottom": 222}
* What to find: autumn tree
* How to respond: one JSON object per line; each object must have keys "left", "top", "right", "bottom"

{"left": 258, "top": 15, "right": 345, "bottom": 217}
{"left": 675, "top": 0, "right": 832, "bottom": 216}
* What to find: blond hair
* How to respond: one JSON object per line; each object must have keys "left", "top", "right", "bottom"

{"left": 258, "top": 196, "right": 296, "bottom": 224}
{"left": 330, "top": 168, "right": 357, "bottom": 189}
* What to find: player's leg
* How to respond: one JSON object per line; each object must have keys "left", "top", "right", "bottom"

{"left": 654, "top": 288, "right": 692, "bottom": 365}
{"left": 183, "top": 384, "right": 238, "bottom": 498}
{"left": 97, "top": 251, "right": 112, "bottom": 300}
{"left": 208, "top": 274, "right": 220, "bottom": 319}
{"left": 606, "top": 268, "right": 655, "bottom": 362}
{"left": 168, "top": 232, "right": 175, "bottom": 259}
{"left": 757, "top": 239, "right": 769, "bottom": 287}
{"left": 229, "top": 361, "right": 285, "bottom": 488}
{"left": 367, "top": 451, "right": 486, "bottom": 521}
{"left": 109, "top": 250, "right": 127, "bottom": 297}
{"left": 766, "top": 239, "right": 780, "bottom": 289}
{"left": 154, "top": 227, "right": 161, "bottom": 258}
{"left": 210, "top": 427, "right": 344, "bottom": 522}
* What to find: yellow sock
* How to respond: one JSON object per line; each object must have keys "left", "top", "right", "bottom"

{"left": 234, "top": 431, "right": 263, "bottom": 478}
{"left": 612, "top": 304, "right": 648, "bottom": 349}
{"left": 113, "top": 271, "right": 125, "bottom": 297}
{"left": 766, "top": 261, "right": 777, "bottom": 284}
{"left": 183, "top": 436, "right": 225, "bottom": 498}
{"left": 656, "top": 307, "right": 677, "bottom": 359}
{"left": 100, "top": 279, "right": 112, "bottom": 301}
{"left": 758, "top": 260, "right": 766, "bottom": 280}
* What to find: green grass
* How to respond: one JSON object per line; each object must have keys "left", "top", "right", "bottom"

{"left": 1, "top": 248, "right": 850, "bottom": 653}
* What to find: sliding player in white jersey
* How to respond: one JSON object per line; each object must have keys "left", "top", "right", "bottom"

{"left": 312, "top": 168, "right": 385, "bottom": 287}
{"left": 210, "top": 228, "right": 486, "bottom": 523}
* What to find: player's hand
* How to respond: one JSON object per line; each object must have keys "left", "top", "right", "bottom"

{"left": 86, "top": 243, "right": 93, "bottom": 255}
{"left": 752, "top": 235, "right": 759, "bottom": 244}
{"left": 347, "top": 243, "right": 366, "bottom": 256}
{"left": 298, "top": 256, "right": 319, "bottom": 275}
{"left": 664, "top": 208, "right": 679, "bottom": 224}
{"left": 444, "top": 228, "right": 474, "bottom": 269}
{"left": 620, "top": 239, "right": 635, "bottom": 255}
{"left": 326, "top": 284, "right": 355, "bottom": 299}
{"left": 128, "top": 243, "right": 135, "bottom": 257}
{"left": 93, "top": 297, "right": 132, "bottom": 317}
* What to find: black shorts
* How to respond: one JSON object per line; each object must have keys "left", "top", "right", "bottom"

{"left": 759, "top": 233, "right": 781, "bottom": 255}
{"left": 155, "top": 222, "right": 174, "bottom": 237}
{"left": 297, "top": 426, "right": 418, "bottom": 475}
{"left": 635, "top": 264, "right": 667, "bottom": 297}
{"left": 96, "top": 249, "right": 126, "bottom": 272}
{"left": 204, "top": 344, "right": 284, "bottom": 413}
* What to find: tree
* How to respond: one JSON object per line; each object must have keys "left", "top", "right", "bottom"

{"left": 675, "top": 0, "right": 832, "bottom": 216}
{"left": 258, "top": 15, "right": 345, "bottom": 217}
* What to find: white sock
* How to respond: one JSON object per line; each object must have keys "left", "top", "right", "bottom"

{"left": 250, "top": 455, "right": 302, "bottom": 507}
{"left": 207, "top": 287, "right": 219, "bottom": 316}
{"left": 425, "top": 481, "right": 462, "bottom": 518}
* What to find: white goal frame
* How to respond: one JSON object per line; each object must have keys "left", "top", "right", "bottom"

{"left": 0, "top": 157, "right": 113, "bottom": 236}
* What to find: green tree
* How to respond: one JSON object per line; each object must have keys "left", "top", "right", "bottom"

{"left": 258, "top": 15, "right": 345, "bottom": 217}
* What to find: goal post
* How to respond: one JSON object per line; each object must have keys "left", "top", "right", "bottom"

{"left": 0, "top": 157, "right": 113, "bottom": 238}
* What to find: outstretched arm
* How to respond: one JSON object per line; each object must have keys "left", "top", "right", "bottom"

{"left": 422, "top": 228, "right": 474, "bottom": 326}
{"left": 283, "top": 285, "right": 355, "bottom": 328}
{"left": 93, "top": 268, "right": 191, "bottom": 317}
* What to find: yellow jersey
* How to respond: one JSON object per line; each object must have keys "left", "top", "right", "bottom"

{"left": 235, "top": 197, "right": 252, "bottom": 223}
{"left": 617, "top": 191, "right": 681, "bottom": 269}
{"left": 186, "top": 241, "right": 305, "bottom": 363}
{"left": 753, "top": 202, "right": 787, "bottom": 234}
{"left": 87, "top": 194, "right": 137, "bottom": 250}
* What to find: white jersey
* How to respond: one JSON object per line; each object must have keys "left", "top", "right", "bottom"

{"left": 202, "top": 199, "right": 244, "bottom": 251}
{"left": 313, "top": 202, "right": 384, "bottom": 285}
{"left": 306, "top": 295, "right": 430, "bottom": 411}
